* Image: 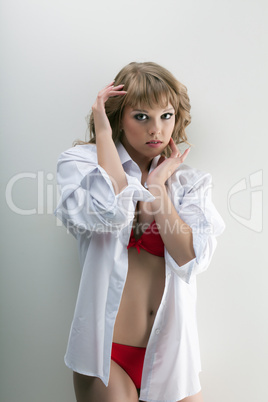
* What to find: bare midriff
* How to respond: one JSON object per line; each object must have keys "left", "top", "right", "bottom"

{"left": 113, "top": 240, "right": 165, "bottom": 348}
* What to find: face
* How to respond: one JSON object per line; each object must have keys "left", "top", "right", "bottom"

{"left": 120, "top": 103, "right": 175, "bottom": 165}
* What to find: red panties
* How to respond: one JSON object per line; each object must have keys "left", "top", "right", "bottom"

{"left": 111, "top": 342, "right": 146, "bottom": 389}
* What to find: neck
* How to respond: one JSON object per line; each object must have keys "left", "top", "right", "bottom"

{"left": 137, "top": 157, "right": 152, "bottom": 173}
{"left": 120, "top": 140, "right": 153, "bottom": 173}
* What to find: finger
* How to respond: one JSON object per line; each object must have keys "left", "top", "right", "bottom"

{"left": 99, "top": 82, "right": 116, "bottom": 95}
{"left": 112, "top": 84, "right": 125, "bottom": 90}
{"left": 169, "top": 137, "right": 180, "bottom": 158}
{"left": 104, "top": 84, "right": 126, "bottom": 94}
{"left": 107, "top": 90, "right": 127, "bottom": 97}
{"left": 99, "top": 86, "right": 126, "bottom": 101}
{"left": 98, "top": 85, "right": 114, "bottom": 98}
{"left": 105, "top": 80, "right": 115, "bottom": 88}
{"left": 102, "top": 83, "right": 124, "bottom": 93}
{"left": 180, "top": 147, "right": 191, "bottom": 162}
{"left": 107, "top": 85, "right": 127, "bottom": 96}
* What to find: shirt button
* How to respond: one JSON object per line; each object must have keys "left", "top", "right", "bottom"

{"left": 155, "top": 329, "right": 160, "bottom": 335}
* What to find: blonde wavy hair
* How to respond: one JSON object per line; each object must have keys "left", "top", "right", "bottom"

{"left": 74, "top": 62, "right": 191, "bottom": 157}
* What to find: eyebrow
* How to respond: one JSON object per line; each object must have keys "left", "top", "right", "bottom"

{"left": 132, "top": 107, "right": 174, "bottom": 113}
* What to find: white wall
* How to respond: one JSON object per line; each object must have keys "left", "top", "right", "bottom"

{"left": 1, "top": 0, "right": 267, "bottom": 401}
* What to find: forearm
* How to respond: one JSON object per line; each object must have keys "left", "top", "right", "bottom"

{"left": 148, "top": 184, "right": 196, "bottom": 266}
{"left": 96, "top": 131, "right": 127, "bottom": 194}
{"left": 92, "top": 83, "right": 128, "bottom": 195}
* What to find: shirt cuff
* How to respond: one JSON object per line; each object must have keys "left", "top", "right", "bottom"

{"left": 80, "top": 165, "right": 155, "bottom": 229}
{"left": 165, "top": 219, "right": 214, "bottom": 284}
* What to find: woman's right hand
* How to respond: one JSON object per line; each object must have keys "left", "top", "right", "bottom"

{"left": 92, "top": 82, "right": 127, "bottom": 136}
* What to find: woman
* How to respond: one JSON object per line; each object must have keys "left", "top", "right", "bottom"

{"left": 54, "top": 61, "right": 225, "bottom": 402}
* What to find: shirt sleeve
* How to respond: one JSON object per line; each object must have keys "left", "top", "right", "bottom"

{"left": 54, "top": 146, "right": 155, "bottom": 237}
{"left": 165, "top": 167, "right": 225, "bottom": 283}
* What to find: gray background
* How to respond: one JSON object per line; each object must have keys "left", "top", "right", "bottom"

{"left": 1, "top": 0, "right": 267, "bottom": 401}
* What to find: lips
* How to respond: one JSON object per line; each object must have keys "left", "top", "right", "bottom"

{"left": 145, "top": 140, "right": 163, "bottom": 148}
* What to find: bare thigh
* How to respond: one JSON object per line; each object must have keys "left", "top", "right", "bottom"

{"left": 73, "top": 360, "right": 139, "bottom": 402}
{"left": 179, "top": 390, "right": 204, "bottom": 402}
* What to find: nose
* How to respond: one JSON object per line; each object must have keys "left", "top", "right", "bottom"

{"left": 148, "top": 119, "right": 161, "bottom": 136}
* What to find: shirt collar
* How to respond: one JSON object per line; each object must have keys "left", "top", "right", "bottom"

{"left": 116, "top": 141, "right": 133, "bottom": 165}
{"left": 116, "top": 140, "right": 161, "bottom": 172}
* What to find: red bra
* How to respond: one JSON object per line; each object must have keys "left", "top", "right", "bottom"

{"left": 127, "top": 220, "right": 164, "bottom": 257}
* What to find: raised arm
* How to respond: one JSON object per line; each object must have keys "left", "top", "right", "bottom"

{"left": 146, "top": 138, "right": 194, "bottom": 267}
{"left": 92, "top": 82, "right": 128, "bottom": 194}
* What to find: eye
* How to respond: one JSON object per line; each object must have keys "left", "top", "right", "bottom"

{"left": 161, "top": 113, "right": 173, "bottom": 120}
{"left": 134, "top": 113, "right": 148, "bottom": 121}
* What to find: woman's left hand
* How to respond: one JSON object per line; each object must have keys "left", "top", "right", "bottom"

{"left": 146, "top": 138, "right": 191, "bottom": 188}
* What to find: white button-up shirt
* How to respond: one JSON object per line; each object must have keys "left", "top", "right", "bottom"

{"left": 54, "top": 142, "right": 225, "bottom": 402}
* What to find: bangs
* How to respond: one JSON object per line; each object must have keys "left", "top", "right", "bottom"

{"left": 122, "top": 73, "right": 179, "bottom": 111}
